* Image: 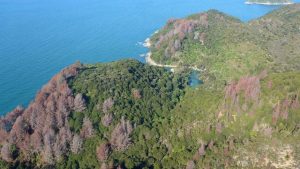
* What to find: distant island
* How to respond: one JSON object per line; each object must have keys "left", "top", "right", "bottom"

{"left": 245, "top": 0, "right": 294, "bottom": 5}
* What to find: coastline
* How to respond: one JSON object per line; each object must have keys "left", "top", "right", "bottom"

{"left": 245, "top": 1, "right": 294, "bottom": 5}
{"left": 144, "top": 39, "right": 202, "bottom": 72}
{"left": 143, "top": 38, "right": 151, "bottom": 48}
{"left": 145, "top": 52, "right": 177, "bottom": 68}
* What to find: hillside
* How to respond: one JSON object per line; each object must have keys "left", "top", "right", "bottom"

{"left": 149, "top": 4, "right": 300, "bottom": 88}
{"left": 1, "top": 60, "right": 299, "bottom": 169}
{"left": 0, "top": 60, "right": 189, "bottom": 168}
{"left": 0, "top": 4, "right": 300, "bottom": 169}
{"left": 249, "top": 4, "right": 300, "bottom": 71}
{"left": 159, "top": 71, "right": 300, "bottom": 168}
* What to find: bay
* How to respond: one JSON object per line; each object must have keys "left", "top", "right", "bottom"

{"left": 0, "top": 0, "right": 298, "bottom": 114}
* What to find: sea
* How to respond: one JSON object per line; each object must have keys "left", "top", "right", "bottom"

{"left": 1, "top": 0, "right": 299, "bottom": 115}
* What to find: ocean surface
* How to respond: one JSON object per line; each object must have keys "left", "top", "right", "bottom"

{"left": 1, "top": 0, "right": 299, "bottom": 115}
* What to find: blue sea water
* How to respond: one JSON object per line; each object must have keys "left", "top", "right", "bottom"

{"left": 0, "top": 0, "right": 298, "bottom": 115}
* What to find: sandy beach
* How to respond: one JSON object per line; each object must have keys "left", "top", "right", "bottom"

{"left": 143, "top": 35, "right": 203, "bottom": 71}
{"left": 143, "top": 37, "right": 176, "bottom": 68}
{"left": 145, "top": 52, "right": 177, "bottom": 68}
{"left": 144, "top": 48, "right": 202, "bottom": 72}
{"left": 143, "top": 37, "right": 203, "bottom": 71}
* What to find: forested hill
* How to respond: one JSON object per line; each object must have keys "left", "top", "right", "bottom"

{"left": 149, "top": 4, "right": 300, "bottom": 88}
{"left": 0, "top": 4, "right": 300, "bottom": 169}
{"left": 0, "top": 60, "right": 189, "bottom": 168}
{"left": 0, "top": 62, "right": 299, "bottom": 169}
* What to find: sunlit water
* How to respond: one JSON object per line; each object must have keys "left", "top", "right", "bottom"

{"left": 1, "top": 0, "right": 298, "bottom": 114}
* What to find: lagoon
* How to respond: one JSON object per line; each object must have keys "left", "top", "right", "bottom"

{"left": 0, "top": 0, "right": 298, "bottom": 114}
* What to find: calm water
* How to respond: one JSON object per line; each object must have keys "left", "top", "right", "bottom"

{"left": 189, "top": 71, "right": 203, "bottom": 88}
{"left": 0, "top": 0, "right": 298, "bottom": 115}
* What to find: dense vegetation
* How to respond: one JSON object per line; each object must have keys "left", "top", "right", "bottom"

{"left": 1, "top": 4, "right": 300, "bottom": 169}
{"left": 59, "top": 59, "right": 188, "bottom": 168}
{"left": 0, "top": 60, "right": 189, "bottom": 168}
{"left": 149, "top": 4, "right": 300, "bottom": 88}
{"left": 159, "top": 72, "right": 300, "bottom": 168}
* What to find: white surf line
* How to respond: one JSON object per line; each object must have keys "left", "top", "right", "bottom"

{"left": 143, "top": 37, "right": 202, "bottom": 71}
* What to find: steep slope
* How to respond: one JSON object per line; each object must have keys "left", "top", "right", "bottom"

{"left": 159, "top": 71, "right": 300, "bottom": 168}
{"left": 1, "top": 4, "right": 300, "bottom": 169}
{"left": 0, "top": 62, "right": 82, "bottom": 167}
{"left": 249, "top": 3, "right": 300, "bottom": 71}
{"left": 149, "top": 4, "right": 300, "bottom": 87}
{"left": 62, "top": 60, "right": 188, "bottom": 169}
{"left": 0, "top": 60, "right": 188, "bottom": 168}
{"left": 1, "top": 61, "right": 299, "bottom": 169}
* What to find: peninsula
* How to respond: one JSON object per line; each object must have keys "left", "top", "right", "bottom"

{"left": 0, "top": 4, "right": 299, "bottom": 169}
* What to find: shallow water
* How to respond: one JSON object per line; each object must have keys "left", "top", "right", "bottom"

{"left": 1, "top": 0, "right": 298, "bottom": 114}
{"left": 189, "top": 71, "right": 203, "bottom": 88}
